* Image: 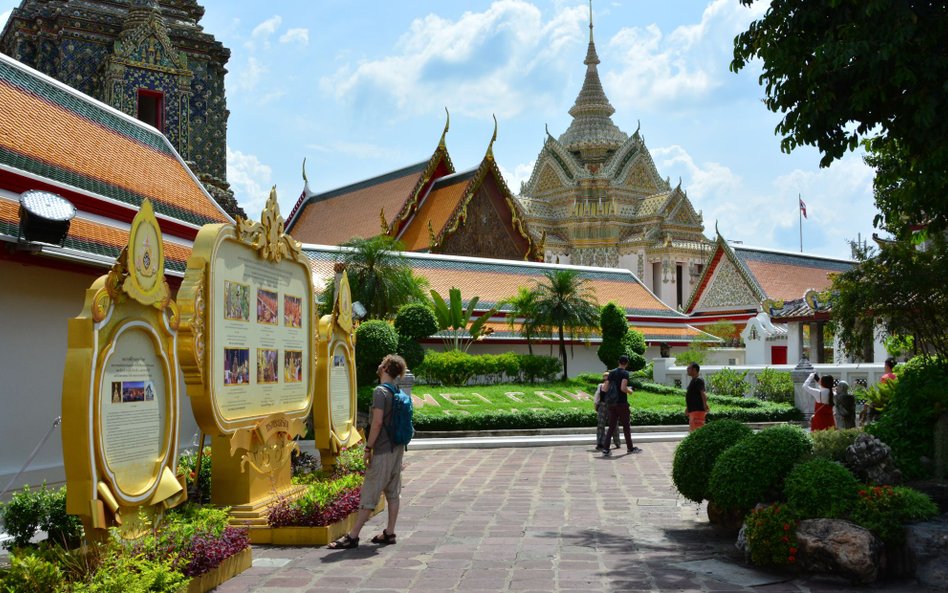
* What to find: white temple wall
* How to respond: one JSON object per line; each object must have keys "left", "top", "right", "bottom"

{"left": 0, "top": 260, "right": 200, "bottom": 496}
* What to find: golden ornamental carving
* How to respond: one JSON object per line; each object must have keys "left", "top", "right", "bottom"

{"left": 379, "top": 207, "right": 388, "bottom": 234}
{"left": 333, "top": 271, "right": 353, "bottom": 334}
{"left": 236, "top": 187, "right": 302, "bottom": 263}
{"left": 228, "top": 415, "right": 305, "bottom": 475}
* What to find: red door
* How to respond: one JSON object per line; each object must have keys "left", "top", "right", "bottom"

{"left": 771, "top": 345, "right": 787, "bottom": 364}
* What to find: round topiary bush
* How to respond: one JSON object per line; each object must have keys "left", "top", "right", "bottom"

{"left": 355, "top": 320, "right": 398, "bottom": 387}
{"left": 394, "top": 302, "right": 438, "bottom": 340}
{"left": 672, "top": 419, "right": 754, "bottom": 503}
{"left": 397, "top": 334, "right": 425, "bottom": 372}
{"left": 784, "top": 458, "right": 860, "bottom": 519}
{"left": 707, "top": 424, "right": 812, "bottom": 511}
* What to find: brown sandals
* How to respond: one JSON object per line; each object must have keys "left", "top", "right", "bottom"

{"left": 370, "top": 529, "right": 397, "bottom": 545}
{"left": 327, "top": 534, "right": 359, "bottom": 549}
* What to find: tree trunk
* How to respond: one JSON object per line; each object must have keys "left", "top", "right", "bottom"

{"left": 559, "top": 323, "right": 568, "bottom": 380}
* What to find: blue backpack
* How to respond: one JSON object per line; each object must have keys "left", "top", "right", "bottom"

{"left": 381, "top": 383, "right": 414, "bottom": 449}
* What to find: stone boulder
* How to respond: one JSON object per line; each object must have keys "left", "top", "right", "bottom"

{"left": 796, "top": 518, "right": 884, "bottom": 584}
{"left": 844, "top": 433, "right": 902, "bottom": 485}
{"left": 905, "top": 515, "right": 948, "bottom": 591}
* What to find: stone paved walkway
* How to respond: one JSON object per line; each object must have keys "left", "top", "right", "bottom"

{"left": 215, "top": 442, "right": 928, "bottom": 592}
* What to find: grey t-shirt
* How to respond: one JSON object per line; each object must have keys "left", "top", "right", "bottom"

{"left": 370, "top": 384, "right": 394, "bottom": 453}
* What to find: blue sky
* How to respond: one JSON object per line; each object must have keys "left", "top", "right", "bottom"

{"left": 0, "top": 1, "right": 877, "bottom": 259}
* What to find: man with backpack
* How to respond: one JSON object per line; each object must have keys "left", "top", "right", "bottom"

{"left": 328, "top": 353, "right": 412, "bottom": 549}
{"left": 601, "top": 354, "right": 641, "bottom": 456}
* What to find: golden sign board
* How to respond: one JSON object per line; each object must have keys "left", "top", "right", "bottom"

{"left": 176, "top": 189, "right": 312, "bottom": 508}
{"left": 177, "top": 188, "right": 314, "bottom": 436}
{"left": 314, "top": 266, "right": 361, "bottom": 459}
{"left": 61, "top": 200, "right": 184, "bottom": 533}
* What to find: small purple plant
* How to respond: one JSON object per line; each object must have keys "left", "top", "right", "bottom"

{"left": 183, "top": 526, "right": 250, "bottom": 577}
{"left": 268, "top": 487, "right": 362, "bottom": 527}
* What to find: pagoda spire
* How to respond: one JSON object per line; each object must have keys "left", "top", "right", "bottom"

{"left": 558, "top": 0, "right": 627, "bottom": 158}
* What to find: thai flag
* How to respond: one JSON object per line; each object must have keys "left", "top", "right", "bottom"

{"left": 799, "top": 196, "right": 807, "bottom": 219}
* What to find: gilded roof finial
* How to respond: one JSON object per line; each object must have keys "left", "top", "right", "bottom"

{"left": 487, "top": 113, "right": 498, "bottom": 160}
{"left": 301, "top": 157, "right": 308, "bottom": 184}
{"left": 379, "top": 207, "right": 388, "bottom": 234}
{"left": 439, "top": 107, "right": 450, "bottom": 149}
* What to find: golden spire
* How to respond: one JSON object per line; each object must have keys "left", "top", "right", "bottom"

{"left": 589, "top": 0, "right": 594, "bottom": 43}
{"left": 486, "top": 113, "right": 498, "bottom": 160}
{"left": 439, "top": 107, "right": 450, "bottom": 149}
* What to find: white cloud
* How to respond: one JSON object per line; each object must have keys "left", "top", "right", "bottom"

{"left": 321, "top": 0, "right": 588, "bottom": 118}
{"left": 653, "top": 144, "right": 874, "bottom": 257}
{"left": 605, "top": 0, "right": 767, "bottom": 110}
{"left": 279, "top": 28, "right": 309, "bottom": 46}
{"left": 246, "top": 15, "right": 283, "bottom": 50}
{"left": 234, "top": 56, "right": 266, "bottom": 92}
{"left": 227, "top": 146, "right": 273, "bottom": 215}
{"left": 498, "top": 161, "right": 535, "bottom": 194}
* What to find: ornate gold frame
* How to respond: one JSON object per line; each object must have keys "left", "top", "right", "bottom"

{"left": 62, "top": 200, "right": 184, "bottom": 533}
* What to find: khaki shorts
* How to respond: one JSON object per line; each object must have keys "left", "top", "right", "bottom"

{"left": 360, "top": 447, "right": 404, "bottom": 509}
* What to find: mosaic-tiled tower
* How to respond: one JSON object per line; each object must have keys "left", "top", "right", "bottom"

{"left": 517, "top": 8, "right": 711, "bottom": 309}
{"left": 0, "top": 0, "right": 243, "bottom": 219}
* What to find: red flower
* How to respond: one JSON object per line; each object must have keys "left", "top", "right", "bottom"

{"left": 788, "top": 556, "right": 796, "bottom": 563}
{"left": 789, "top": 547, "right": 797, "bottom": 554}
{"left": 781, "top": 536, "right": 789, "bottom": 543}
{"left": 783, "top": 523, "right": 790, "bottom": 531}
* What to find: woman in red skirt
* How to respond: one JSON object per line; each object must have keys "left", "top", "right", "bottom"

{"left": 803, "top": 372, "right": 836, "bottom": 431}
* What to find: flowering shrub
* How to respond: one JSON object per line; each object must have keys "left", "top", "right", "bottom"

{"left": 744, "top": 504, "right": 801, "bottom": 568}
{"left": 850, "top": 484, "right": 938, "bottom": 545}
{"left": 270, "top": 471, "right": 365, "bottom": 528}
{"left": 183, "top": 526, "right": 250, "bottom": 577}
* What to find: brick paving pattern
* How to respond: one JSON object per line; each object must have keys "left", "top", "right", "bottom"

{"left": 217, "top": 443, "right": 927, "bottom": 592}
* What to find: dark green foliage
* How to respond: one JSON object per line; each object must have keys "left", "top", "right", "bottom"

{"left": 623, "top": 328, "right": 646, "bottom": 355}
{"left": 394, "top": 303, "right": 438, "bottom": 339}
{"left": 811, "top": 428, "right": 862, "bottom": 463}
{"left": 516, "top": 354, "right": 562, "bottom": 383}
{"left": 354, "top": 320, "right": 399, "bottom": 387}
{"left": 744, "top": 504, "right": 800, "bottom": 568}
{"left": 784, "top": 459, "right": 859, "bottom": 519}
{"left": 178, "top": 446, "right": 212, "bottom": 504}
{"left": 708, "top": 425, "right": 812, "bottom": 511}
{"left": 707, "top": 368, "right": 750, "bottom": 397}
{"left": 0, "top": 484, "right": 82, "bottom": 549}
{"left": 850, "top": 485, "right": 939, "bottom": 545}
{"left": 672, "top": 420, "right": 753, "bottom": 502}
{"left": 599, "top": 302, "right": 627, "bottom": 340}
{"left": 596, "top": 340, "right": 626, "bottom": 371}
{"left": 753, "top": 368, "right": 794, "bottom": 404}
{"left": 396, "top": 335, "right": 425, "bottom": 372}
{"left": 869, "top": 356, "right": 948, "bottom": 479}
{"left": 416, "top": 351, "right": 561, "bottom": 386}
{"left": 0, "top": 551, "right": 64, "bottom": 593}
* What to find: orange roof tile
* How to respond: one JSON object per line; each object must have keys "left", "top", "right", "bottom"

{"left": 289, "top": 163, "right": 427, "bottom": 245}
{"left": 734, "top": 247, "right": 852, "bottom": 301}
{"left": 399, "top": 174, "right": 471, "bottom": 250}
{"left": 0, "top": 56, "right": 228, "bottom": 226}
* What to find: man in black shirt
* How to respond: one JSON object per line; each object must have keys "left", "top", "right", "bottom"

{"left": 685, "top": 362, "right": 709, "bottom": 431}
{"left": 602, "top": 355, "right": 641, "bottom": 456}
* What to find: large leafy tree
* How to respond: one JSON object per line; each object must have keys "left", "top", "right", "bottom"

{"left": 732, "top": 1, "right": 948, "bottom": 357}
{"left": 533, "top": 270, "right": 599, "bottom": 380}
{"left": 321, "top": 235, "right": 428, "bottom": 319}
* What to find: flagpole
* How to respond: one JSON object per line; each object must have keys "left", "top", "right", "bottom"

{"left": 799, "top": 193, "right": 803, "bottom": 252}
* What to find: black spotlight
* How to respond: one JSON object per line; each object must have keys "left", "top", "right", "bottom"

{"left": 18, "top": 190, "right": 76, "bottom": 247}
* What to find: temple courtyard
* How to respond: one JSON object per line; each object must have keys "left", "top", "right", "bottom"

{"left": 216, "top": 442, "right": 925, "bottom": 593}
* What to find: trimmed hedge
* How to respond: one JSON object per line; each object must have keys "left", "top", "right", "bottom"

{"left": 672, "top": 420, "right": 754, "bottom": 503}
{"left": 416, "top": 350, "right": 561, "bottom": 386}
{"left": 784, "top": 458, "right": 859, "bottom": 519}
{"left": 707, "top": 425, "right": 812, "bottom": 511}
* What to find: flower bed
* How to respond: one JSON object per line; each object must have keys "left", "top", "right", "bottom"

{"left": 0, "top": 488, "right": 251, "bottom": 593}
{"left": 262, "top": 444, "right": 382, "bottom": 545}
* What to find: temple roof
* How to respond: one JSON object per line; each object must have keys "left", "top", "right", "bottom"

{"left": 557, "top": 13, "right": 627, "bottom": 153}
{"left": 398, "top": 169, "right": 477, "bottom": 251}
{"left": 286, "top": 160, "right": 432, "bottom": 245}
{"left": 686, "top": 234, "right": 854, "bottom": 314}
{"left": 304, "top": 245, "right": 687, "bottom": 319}
{"left": 0, "top": 52, "right": 231, "bottom": 228}
{"left": 733, "top": 246, "right": 853, "bottom": 301}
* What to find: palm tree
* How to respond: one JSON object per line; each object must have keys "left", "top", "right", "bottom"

{"left": 533, "top": 270, "right": 599, "bottom": 380}
{"left": 325, "top": 235, "right": 428, "bottom": 319}
{"left": 501, "top": 286, "right": 543, "bottom": 355}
